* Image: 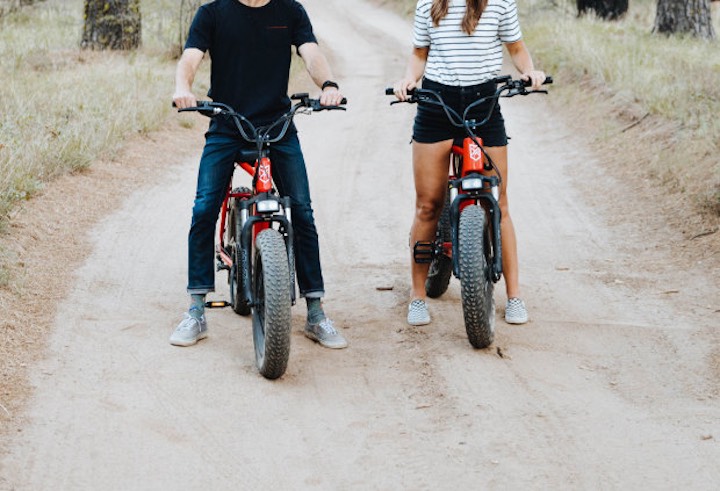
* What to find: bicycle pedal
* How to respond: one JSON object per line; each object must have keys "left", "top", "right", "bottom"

{"left": 413, "top": 241, "right": 436, "bottom": 264}
{"left": 216, "top": 261, "right": 230, "bottom": 272}
{"left": 204, "top": 301, "right": 231, "bottom": 309}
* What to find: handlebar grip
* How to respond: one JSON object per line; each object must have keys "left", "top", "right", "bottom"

{"left": 522, "top": 76, "right": 553, "bottom": 87}
{"left": 385, "top": 87, "right": 416, "bottom": 96}
{"left": 311, "top": 98, "right": 348, "bottom": 111}
{"left": 173, "top": 100, "right": 213, "bottom": 109}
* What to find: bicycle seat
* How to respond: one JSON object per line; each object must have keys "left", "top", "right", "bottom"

{"left": 236, "top": 148, "right": 260, "bottom": 164}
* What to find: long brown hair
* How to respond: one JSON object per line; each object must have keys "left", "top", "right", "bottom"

{"left": 430, "top": 0, "right": 488, "bottom": 35}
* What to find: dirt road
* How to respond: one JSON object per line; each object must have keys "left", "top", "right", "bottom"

{"left": 2, "top": 0, "right": 719, "bottom": 489}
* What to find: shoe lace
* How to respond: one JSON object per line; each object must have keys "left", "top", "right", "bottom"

{"left": 319, "top": 318, "right": 338, "bottom": 335}
{"left": 178, "top": 314, "right": 200, "bottom": 331}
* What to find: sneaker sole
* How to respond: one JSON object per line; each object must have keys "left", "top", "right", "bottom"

{"left": 169, "top": 331, "right": 208, "bottom": 347}
{"left": 407, "top": 318, "right": 431, "bottom": 327}
{"left": 505, "top": 316, "right": 528, "bottom": 325}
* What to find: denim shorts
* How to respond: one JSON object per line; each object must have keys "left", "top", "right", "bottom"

{"left": 412, "top": 78, "right": 508, "bottom": 147}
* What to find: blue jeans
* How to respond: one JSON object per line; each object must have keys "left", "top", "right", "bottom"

{"left": 187, "top": 132, "right": 325, "bottom": 298}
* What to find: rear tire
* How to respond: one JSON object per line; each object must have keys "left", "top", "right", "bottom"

{"left": 425, "top": 193, "right": 453, "bottom": 298}
{"left": 458, "top": 205, "right": 495, "bottom": 349}
{"left": 252, "top": 228, "right": 292, "bottom": 379}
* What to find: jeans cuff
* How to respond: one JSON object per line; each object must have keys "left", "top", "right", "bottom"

{"left": 187, "top": 287, "right": 214, "bottom": 295}
{"left": 301, "top": 290, "right": 325, "bottom": 299}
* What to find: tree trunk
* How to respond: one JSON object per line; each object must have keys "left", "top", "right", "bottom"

{"left": 654, "top": 0, "right": 716, "bottom": 39}
{"left": 81, "top": 0, "right": 141, "bottom": 50}
{"left": 577, "top": 0, "right": 629, "bottom": 20}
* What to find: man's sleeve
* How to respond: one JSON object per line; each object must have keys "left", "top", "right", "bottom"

{"left": 292, "top": 2, "right": 318, "bottom": 47}
{"left": 184, "top": 5, "right": 213, "bottom": 52}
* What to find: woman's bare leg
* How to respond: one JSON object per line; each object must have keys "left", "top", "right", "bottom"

{"left": 410, "top": 139, "right": 453, "bottom": 300}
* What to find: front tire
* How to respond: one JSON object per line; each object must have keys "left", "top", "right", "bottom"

{"left": 252, "top": 228, "right": 292, "bottom": 379}
{"left": 458, "top": 205, "right": 495, "bottom": 349}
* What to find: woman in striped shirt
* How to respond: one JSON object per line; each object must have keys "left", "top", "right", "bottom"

{"left": 393, "top": 0, "right": 545, "bottom": 327}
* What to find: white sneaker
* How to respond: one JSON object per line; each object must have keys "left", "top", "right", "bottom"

{"left": 505, "top": 298, "right": 529, "bottom": 324}
{"left": 169, "top": 313, "right": 208, "bottom": 346}
{"left": 407, "top": 299, "right": 431, "bottom": 326}
{"left": 304, "top": 318, "right": 348, "bottom": 349}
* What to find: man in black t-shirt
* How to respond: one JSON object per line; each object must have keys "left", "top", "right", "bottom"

{"left": 171, "top": 0, "right": 347, "bottom": 350}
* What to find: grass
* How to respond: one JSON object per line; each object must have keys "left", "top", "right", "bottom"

{"left": 0, "top": 0, "right": 207, "bottom": 222}
{"left": 0, "top": 0, "right": 210, "bottom": 283}
{"left": 521, "top": 0, "right": 720, "bottom": 216}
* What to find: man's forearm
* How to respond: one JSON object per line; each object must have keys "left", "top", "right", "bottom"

{"left": 173, "top": 48, "right": 204, "bottom": 108}
{"left": 175, "top": 60, "right": 196, "bottom": 92}
{"left": 299, "top": 43, "right": 336, "bottom": 88}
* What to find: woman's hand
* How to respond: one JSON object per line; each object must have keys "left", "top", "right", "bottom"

{"left": 393, "top": 78, "right": 417, "bottom": 101}
{"left": 521, "top": 70, "right": 547, "bottom": 91}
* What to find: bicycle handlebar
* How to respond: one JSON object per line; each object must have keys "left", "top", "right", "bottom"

{"left": 385, "top": 75, "right": 552, "bottom": 130}
{"left": 384, "top": 75, "right": 553, "bottom": 97}
{"left": 386, "top": 75, "right": 552, "bottom": 183}
{"left": 174, "top": 94, "right": 347, "bottom": 145}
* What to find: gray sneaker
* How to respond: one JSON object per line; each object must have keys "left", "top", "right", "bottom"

{"left": 304, "top": 318, "right": 348, "bottom": 349}
{"left": 169, "top": 313, "right": 208, "bottom": 347}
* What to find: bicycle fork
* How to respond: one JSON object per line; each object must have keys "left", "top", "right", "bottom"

{"left": 237, "top": 194, "right": 297, "bottom": 307}
{"left": 413, "top": 176, "right": 503, "bottom": 283}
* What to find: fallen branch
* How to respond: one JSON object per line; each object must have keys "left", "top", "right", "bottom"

{"left": 621, "top": 112, "right": 650, "bottom": 133}
{"left": 690, "top": 228, "right": 718, "bottom": 240}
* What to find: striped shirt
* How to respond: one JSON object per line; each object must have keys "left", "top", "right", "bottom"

{"left": 413, "top": 0, "right": 522, "bottom": 86}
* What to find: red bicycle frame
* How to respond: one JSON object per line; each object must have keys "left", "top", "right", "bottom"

{"left": 215, "top": 157, "right": 273, "bottom": 270}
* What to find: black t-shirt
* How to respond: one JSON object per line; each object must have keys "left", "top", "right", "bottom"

{"left": 185, "top": 0, "right": 317, "bottom": 134}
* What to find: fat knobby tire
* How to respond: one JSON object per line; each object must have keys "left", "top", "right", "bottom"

{"left": 458, "top": 205, "right": 495, "bottom": 349}
{"left": 425, "top": 193, "right": 453, "bottom": 298}
{"left": 252, "top": 228, "right": 292, "bottom": 379}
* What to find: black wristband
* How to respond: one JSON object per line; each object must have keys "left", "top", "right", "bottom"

{"left": 321, "top": 80, "right": 339, "bottom": 90}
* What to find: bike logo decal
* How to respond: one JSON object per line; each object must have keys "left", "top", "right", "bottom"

{"left": 257, "top": 160, "right": 271, "bottom": 185}
{"left": 469, "top": 144, "right": 482, "bottom": 163}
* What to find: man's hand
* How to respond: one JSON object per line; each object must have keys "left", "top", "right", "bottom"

{"left": 319, "top": 86, "right": 344, "bottom": 107}
{"left": 172, "top": 89, "right": 197, "bottom": 109}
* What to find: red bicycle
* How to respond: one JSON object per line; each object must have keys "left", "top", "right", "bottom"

{"left": 178, "top": 93, "right": 346, "bottom": 378}
{"left": 387, "top": 75, "right": 551, "bottom": 348}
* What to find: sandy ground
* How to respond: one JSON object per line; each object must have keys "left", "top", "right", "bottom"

{"left": 1, "top": 0, "right": 719, "bottom": 489}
